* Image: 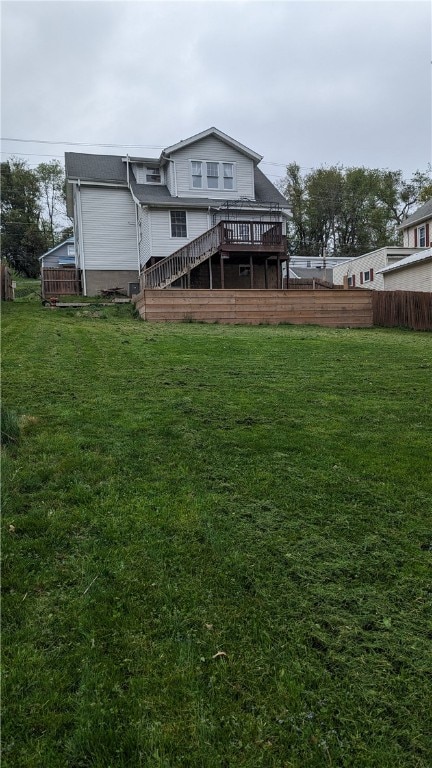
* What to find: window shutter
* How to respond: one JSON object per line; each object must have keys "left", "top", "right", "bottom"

{"left": 360, "top": 272, "right": 364, "bottom": 284}
{"left": 370, "top": 268, "right": 374, "bottom": 281}
{"left": 426, "top": 222, "right": 430, "bottom": 246}
{"left": 414, "top": 228, "right": 417, "bottom": 247}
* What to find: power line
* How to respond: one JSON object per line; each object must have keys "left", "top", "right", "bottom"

{"left": 1, "top": 136, "right": 164, "bottom": 150}
{"left": 1, "top": 136, "right": 314, "bottom": 170}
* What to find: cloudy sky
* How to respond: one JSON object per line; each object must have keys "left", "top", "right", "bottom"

{"left": 1, "top": 0, "right": 431, "bottom": 185}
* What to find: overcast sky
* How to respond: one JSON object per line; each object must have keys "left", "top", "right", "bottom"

{"left": 1, "top": 0, "right": 431, "bottom": 185}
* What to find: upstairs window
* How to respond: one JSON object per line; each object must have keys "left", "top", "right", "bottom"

{"left": 191, "top": 161, "right": 202, "bottom": 188}
{"left": 189, "top": 160, "right": 236, "bottom": 191}
{"left": 146, "top": 167, "right": 161, "bottom": 183}
{"left": 418, "top": 224, "right": 426, "bottom": 247}
{"left": 170, "top": 210, "right": 187, "bottom": 238}
{"left": 206, "top": 162, "right": 219, "bottom": 189}
{"left": 223, "top": 163, "right": 234, "bottom": 190}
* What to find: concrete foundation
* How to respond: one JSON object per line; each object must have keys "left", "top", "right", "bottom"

{"left": 84, "top": 270, "right": 139, "bottom": 296}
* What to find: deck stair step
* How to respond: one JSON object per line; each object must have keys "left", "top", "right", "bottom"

{"left": 142, "top": 225, "right": 222, "bottom": 289}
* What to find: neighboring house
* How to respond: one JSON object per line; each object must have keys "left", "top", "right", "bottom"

{"left": 377, "top": 248, "right": 432, "bottom": 292}
{"left": 39, "top": 237, "right": 75, "bottom": 269}
{"left": 332, "top": 246, "right": 421, "bottom": 291}
{"left": 399, "top": 199, "right": 432, "bottom": 248}
{"left": 65, "top": 127, "right": 290, "bottom": 296}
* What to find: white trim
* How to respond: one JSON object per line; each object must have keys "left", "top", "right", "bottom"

{"left": 169, "top": 209, "right": 188, "bottom": 239}
{"left": 189, "top": 159, "right": 237, "bottom": 192}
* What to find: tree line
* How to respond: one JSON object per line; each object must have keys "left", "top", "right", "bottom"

{"left": 1, "top": 158, "right": 72, "bottom": 278}
{"left": 279, "top": 164, "right": 432, "bottom": 259}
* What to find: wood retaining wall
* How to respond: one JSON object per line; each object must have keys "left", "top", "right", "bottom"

{"left": 134, "top": 289, "right": 373, "bottom": 327}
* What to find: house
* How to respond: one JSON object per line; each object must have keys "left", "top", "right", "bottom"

{"left": 399, "top": 198, "right": 432, "bottom": 248}
{"left": 39, "top": 237, "right": 75, "bottom": 269}
{"left": 65, "top": 127, "right": 290, "bottom": 296}
{"left": 377, "top": 248, "right": 432, "bottom": 292}
{"left": 332, "top": 246, "right": 422, "bottom": 290}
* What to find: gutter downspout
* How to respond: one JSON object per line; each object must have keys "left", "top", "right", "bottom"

{"left": 77, "top": 180, "right": 87, "bottom": 296}
{"left": 125, "top": 154, "right": 141, "bottom": 278}
{"left": 135, "top": 203, "right": 141, "bottom": 275}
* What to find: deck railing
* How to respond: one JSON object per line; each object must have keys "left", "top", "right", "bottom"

{"left": 220, "top": 221, "right": 283, "bottom": 246}
{"left": 141, "top": 220, "right": 285, "bottom": 289}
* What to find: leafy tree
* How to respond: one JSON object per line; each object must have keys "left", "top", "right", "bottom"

{"left": 280, "top": 163, "right": 432, "bottom": 258}
{"left": 1, "top": 159, "right": 47, "bottom": 277}
{"left": 36, "top": 160, "right": 69, "bottom": 248}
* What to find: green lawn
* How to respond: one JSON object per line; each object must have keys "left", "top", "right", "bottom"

{"left": 2, "top": 303, "right": 431, "bottom": 768}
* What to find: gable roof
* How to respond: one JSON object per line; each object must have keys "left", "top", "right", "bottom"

{"left": 39, "top": 237, "right": 74, "bottom": 261}
{"left": 377, "top": 248, "right": 432, "bottom": 274}
{"left": 162, "top": 127, "right": 263, "bottom": 162}
{"left": 398, "top": 198, "right": 432, "bottom": 229}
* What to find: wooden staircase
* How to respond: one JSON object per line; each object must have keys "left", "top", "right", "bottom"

{"left": 141, "top": 224, "right": 222, "bottom": 289}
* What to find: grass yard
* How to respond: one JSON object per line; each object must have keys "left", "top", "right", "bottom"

{"left": 2, "top": 303, "right": 431, "bottom": 768}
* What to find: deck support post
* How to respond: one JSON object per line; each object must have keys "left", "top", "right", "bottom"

{"left": 277, "top": 255, "right": 281, "bottom": 289}
{"left": 187, "top": 268, "right": 191, "bottom": 289}
{"left": 220, "top": 253, "right": 225, "bottom": 289}
{"left": 209, "top": 257, "right": 213, "bottom": 289}
{"left": 249, "top": 254, "right": 253, "bottom": 289}
{"left": 264, "top": 258, "right": 268, "bottom": 289}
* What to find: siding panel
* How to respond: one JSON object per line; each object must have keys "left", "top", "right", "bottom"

{"left": 149, "top": 209, "right": 210, "bottom": 260}
{"left": 383, "top": 262, "right": 432, "bottom": 292}
{"left": 80, "top": 186, "right": 138, "bottom": 270}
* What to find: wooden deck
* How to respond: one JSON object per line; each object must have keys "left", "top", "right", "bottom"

{"left": 134, "top": 289, "right": 373, "bottom": 327}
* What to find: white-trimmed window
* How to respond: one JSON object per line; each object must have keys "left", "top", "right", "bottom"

{"left": 191, "top": 161, "right": 202, "bottom": 188}
{"left": 206, "top": 162, "right": 219, "bottom": 189}
{"left": 170, "top": 210, "right": 187, "bottom": 238}
{"left": 67, "top": 245, "right": 75, "bottom": 257}
{"left": 418, "top": 224, "right": 426, "bottom": 247}
{"left": 223, "top": 163, "right": 234, "bottom": 190}
{"left": 189, "top": 160, "right": 236, "bottom": 191}
{"left": 146, "top": 167, "right": 161, "bottom": 183}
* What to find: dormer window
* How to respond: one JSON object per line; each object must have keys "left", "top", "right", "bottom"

{"left": 189, "top": 160, "right": 236, "bottom": 191}
{"left": 146, "top": 167, "right": 161, "bottom": 183}
{"left": 133, "top": 164, "right": 161, "bottom": 184}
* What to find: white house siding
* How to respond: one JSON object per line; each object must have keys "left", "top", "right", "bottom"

{"left": 170, "top": 136, "right": 255, "bottom": 200}
{"left": 149, "top": 208, "right": 210, "bottom": 260}
{"left": 333, "top": 248, "right": 419, "bottom": 291}
{"left": 80, "top": 186, "right": 138, "bottom": 270}
{"left": 383, "top": 262, "right": 432, "bottom": 292}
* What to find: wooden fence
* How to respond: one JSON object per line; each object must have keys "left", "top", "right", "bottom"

{"left": 372, "top": 291, "right": 432, "bottom": 331}
{"left": 134, "top": 289, "right": 373, "bottom": 327}
{"left": 42, "top": 268, "right": 81, "bottom": 297}
{"left": 1, "top": 265, "right": 14, "bottom": 301}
